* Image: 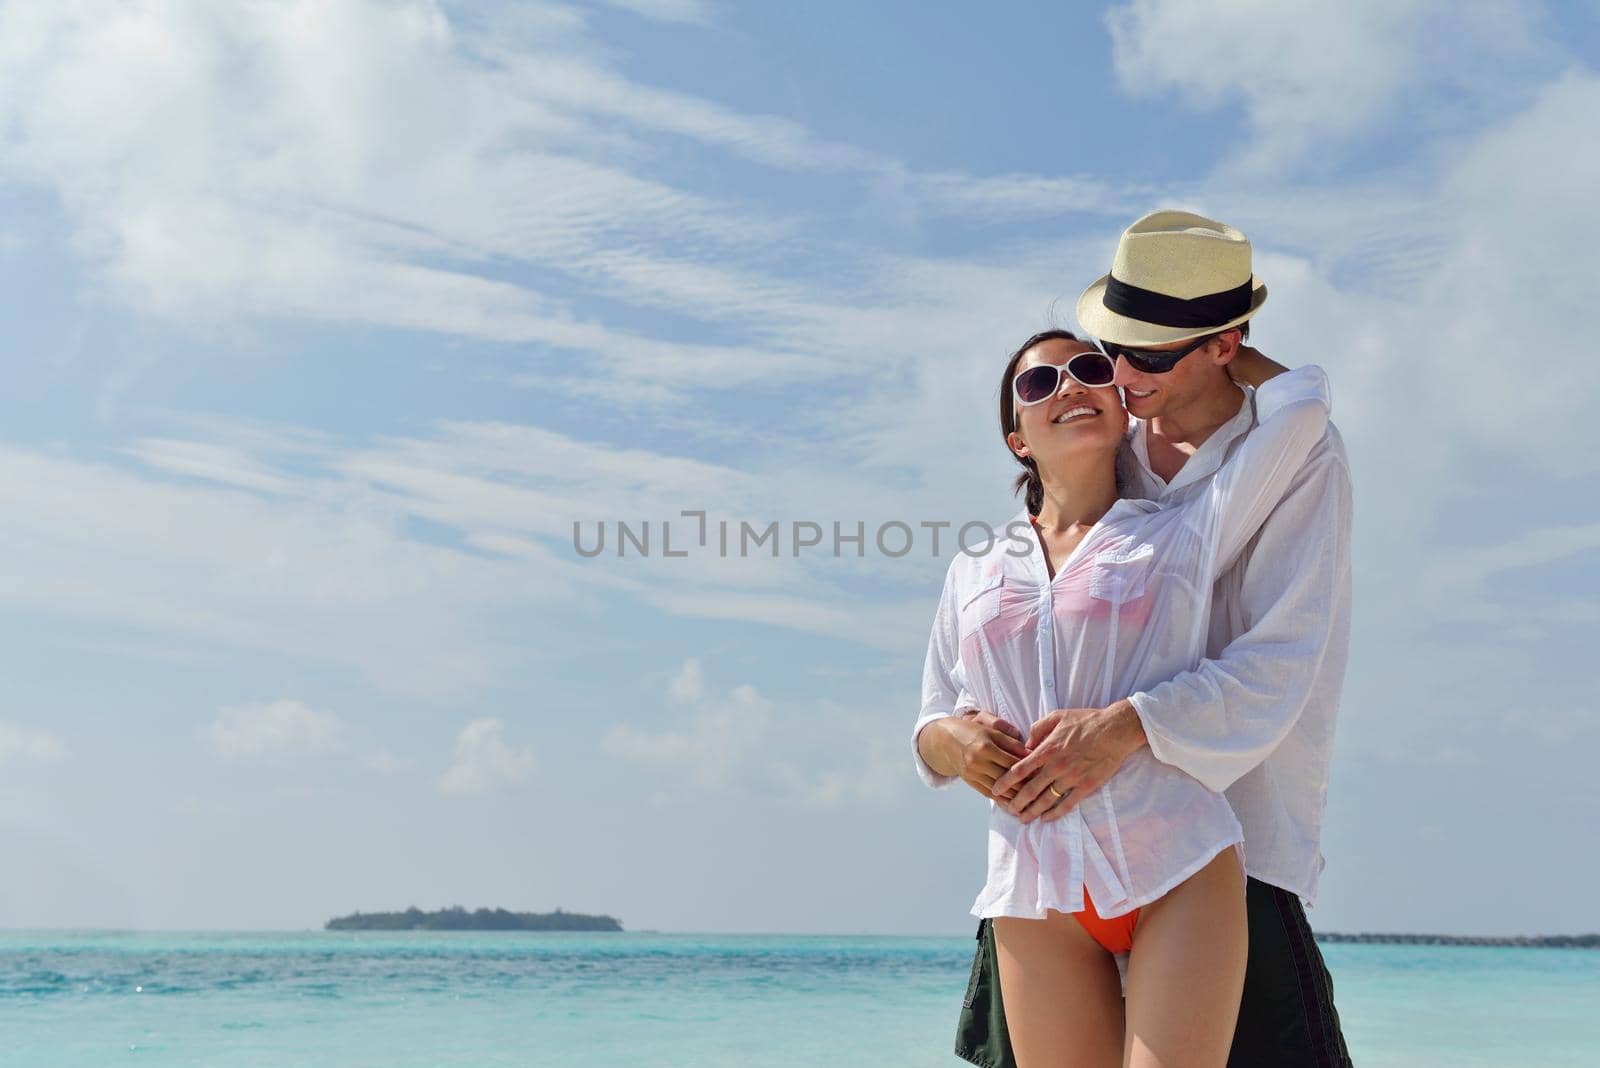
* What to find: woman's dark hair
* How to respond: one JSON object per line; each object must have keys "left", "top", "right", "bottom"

{"left": 1000, "top": 329, "right": 1081, "bottom": 517}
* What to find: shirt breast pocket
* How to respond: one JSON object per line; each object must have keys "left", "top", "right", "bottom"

{"left": 1089, "top": 543, "right": 1154, "bottom": 603}
{"left": 957, "top": 574, "right": 1005, "bottom": 639}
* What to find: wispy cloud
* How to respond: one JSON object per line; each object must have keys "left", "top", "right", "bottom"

{"left": 591, "top": 0, "right": 715, "bottom": 25}
{"left": 0, "top": 0, "right": 1136, "bottom": 423}
{"left": 603, "top": 663, "right": 772, "bottom": 790}
{"left": 603, "top": 658, "right": 910, "bottom": 806}
{"left": 199, "top": 699, "right": 345, "bottom": 760}
{"left": 1, "top": 4, "right": 1594, "bottom": 712}
{"left": 1105, "top": 0, "right": 1552, "bottom": 173}
{"left": 361, "top": 747, "right": 415, "bottom": 774}
{"left": 0, "top": 440, "right": 543, "bottom": 699}
{"left": 120, "top": 438, "right": 300, "bottom": 495}
{"left": 0, "top": 720, "right": 69, "bottom": 764}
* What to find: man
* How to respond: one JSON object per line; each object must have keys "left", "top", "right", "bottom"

{"left": 916, "top": 210, "right": 1354, "bottom": 1065}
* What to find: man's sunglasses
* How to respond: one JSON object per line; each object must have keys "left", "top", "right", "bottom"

{"left": 1101, "top": 333, "right": 1218, "bottom": 375}
{"left": 1013, "top": 350, "right": 1116, "bottom": 408}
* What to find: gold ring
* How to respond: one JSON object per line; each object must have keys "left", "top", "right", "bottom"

{"left": 1048, "top": 785, "right": 1064, "bottom": 798}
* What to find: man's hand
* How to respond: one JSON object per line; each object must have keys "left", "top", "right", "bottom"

{"left": 917, "top": 711, "right": 1030, "bottom": 801}
{"left": 1226, "top": 344, "right": 1288, "bottom": 388}
{"left": 991, "top": 700, "right": 1147, "bottom": 823}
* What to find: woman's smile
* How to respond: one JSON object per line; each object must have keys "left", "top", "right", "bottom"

{"left": 1051, "top": 403, "right": 1101, "bottom": 425}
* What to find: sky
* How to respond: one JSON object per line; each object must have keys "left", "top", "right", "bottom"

{"left": 1, "top": 0, "right": 1597, "bottom": 937}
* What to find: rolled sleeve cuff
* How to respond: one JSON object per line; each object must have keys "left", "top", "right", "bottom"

{"left": 912, "top": 710, "right": 961, "bottom": 789}
{"left": 1128, "top": 691, "right": 1185, "bottom": 780}
{"left": 1127, "top": 690, "right": 1234, "bottom": 794}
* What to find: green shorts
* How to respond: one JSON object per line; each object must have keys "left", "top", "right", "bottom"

{"left": 955, "top": 877, "right": 1353, "bottom": 1067}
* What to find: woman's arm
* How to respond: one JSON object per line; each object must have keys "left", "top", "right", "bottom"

{"left": 913, "top": 562, "right": 1028, "bottom": 792}
{"left": 917, "top": 712, "right": 1029, "bottom": 798}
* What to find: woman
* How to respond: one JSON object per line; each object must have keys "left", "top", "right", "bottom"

{"left": 913, "top": 329, "right": 1330, "bottom": 1066}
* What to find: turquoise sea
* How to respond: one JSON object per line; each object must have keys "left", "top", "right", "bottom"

{"left": 2, "top": 930, "right": 1597, "bottom": 1065}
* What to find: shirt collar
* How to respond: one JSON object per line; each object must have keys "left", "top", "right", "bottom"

{"left": 1120, "top": 382, "right": 1255, "bottom": 499}
{"left": 1004, "top": 498, "right": 1161, "bottom": 585}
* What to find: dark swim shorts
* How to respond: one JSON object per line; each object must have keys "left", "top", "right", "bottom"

{"left": 955, "top": 877, "right": 1353, "bottom": 1067}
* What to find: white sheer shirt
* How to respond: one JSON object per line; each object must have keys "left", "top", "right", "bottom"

{"left": 1117, "top": 366, "right": 1353, "bottom": 909}
{"left": 914, "top": 365, "right": 1333, "bottom": 921}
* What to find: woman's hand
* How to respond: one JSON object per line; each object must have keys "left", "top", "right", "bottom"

{"left": 918, "top": 711, "right": 1030, "bottom": 801}
{"left": 991, "top": 702, "right": 1147, "bottom": 823}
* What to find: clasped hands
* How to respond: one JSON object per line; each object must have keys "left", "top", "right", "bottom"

{"left": 934, "top": 702, "right": 1146, "bottom": 823}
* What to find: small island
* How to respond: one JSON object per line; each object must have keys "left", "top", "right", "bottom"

{"left": 325, "top": 906, "right": 623, "bottom": 932}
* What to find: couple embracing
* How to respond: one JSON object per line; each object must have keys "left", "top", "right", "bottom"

{"left": 914, "top": 211, "right": 1354, "bottom": 1067}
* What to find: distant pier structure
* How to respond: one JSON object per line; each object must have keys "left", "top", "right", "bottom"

{"left": 1314, "top": 932, "right": 1599, "bottom": 948}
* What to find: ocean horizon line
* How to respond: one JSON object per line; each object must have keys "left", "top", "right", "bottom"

{"left": 3, "top": 925, "right": 1597, "bottom": 946}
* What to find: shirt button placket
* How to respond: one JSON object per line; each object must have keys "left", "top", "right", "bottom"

{"left": 1037, "top": 585, "right": 1055, "bottom": 715}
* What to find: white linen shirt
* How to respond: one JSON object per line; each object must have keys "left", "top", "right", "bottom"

{"left": 1118, "top": 367, "right": 1353, "bottom": 909}
{"left": 914, "top": 365, "right": 1332, "bottom": 921}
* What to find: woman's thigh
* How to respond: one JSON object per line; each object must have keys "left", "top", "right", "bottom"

{"left": 1122, "top": 848, "right": 1248, "bottom": 1068}
{"left": 992, "top": 911, "right": 1124, "bottom": 1068}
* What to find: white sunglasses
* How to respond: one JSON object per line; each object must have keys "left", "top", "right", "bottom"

{"left": 1013, "top": 350, "right": 1116, "bottom": 409}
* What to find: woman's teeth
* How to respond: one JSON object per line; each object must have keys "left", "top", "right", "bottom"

{"left": 1053, "top": 406, "right": 1097, "bottom": 424}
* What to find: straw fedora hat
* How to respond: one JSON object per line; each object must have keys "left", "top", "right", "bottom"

{"left": 1076, "top": 210, "right": 1268, "bottom": 347}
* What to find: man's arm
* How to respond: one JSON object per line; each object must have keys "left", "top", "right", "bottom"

{"left": 995, "top": 359, "right": 1349, "bottom": 820}
{"left": 1128, "top": 439, "right": 1353, "bottom": 793}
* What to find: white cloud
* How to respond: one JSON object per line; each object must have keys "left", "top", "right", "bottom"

{"left": 1, "top": 50, "right": 1593, "bottom": 733}
{"left": 436, "top": 717, "right": 537, "bottom": 795}
{"left": 199, "top": 699, "right": 344, "bottom": 760}
{"left": 121, "top": 438, "right": 299, "bottom": 495}
{"left": 1183, "top": 66, "right": 1600, "bottom": 493}
{"left": 0, "top": 0, "right": 806, "bottom": 381}
{"left": 1418, "top": 70, "right": 1600, "bottom": 470}
{"left": 604, "top": 659, "right": 910, "bottom": 805}
{"left": 361, "top": 748, "right": 415, "bottom": 774}
{"left": 1104, "top": 0, "right": 1550, "bottom": 172}
{"left": 0, "top": 430, "right": 591, "bottom": 698}
{"left": 478, "top": 43, "right": 882, "bottom": 173}
{"left": 0, "top": 0, "right": 1593, "bottom": 939}
{"left": 0, "top": 721, "right": 68, "bottom": 764}
{"left": 604, "top": 676, "right": 770, "bottom": 790}
{"left": 1426, "top": 522, "right": 1600, "bottom": 592}
{"left": 901, "top": 171, "right": 1151, "bottom": 221}
{"left": 668, "top": 658, "right": 705, "bottom": 703}
{"left": 0, "top": 399, "right": 966, "bottom": 704}
{"left": 593, "top": 0, "right": 714, "bottom": 24}
{"left": 0, "top": 0, "right": 1136, "bottom": 415}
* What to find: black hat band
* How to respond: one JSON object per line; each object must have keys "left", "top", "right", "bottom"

{"left": 1102, "top": 274, "right": 1253, "bottom": 329}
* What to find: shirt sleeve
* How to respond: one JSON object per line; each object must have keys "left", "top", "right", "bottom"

{"left": 1128, "top": 430, "right": 1353, "bottom": 793}
{"left": 1199, "top": 364, "right": 1332, "bottom": 577}
{"left": 912, "top": 559, "right": 973, "bottom": 789}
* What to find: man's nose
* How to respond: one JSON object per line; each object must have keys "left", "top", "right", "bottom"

{"left": 1110, "top": 355, "right": 1141, "bottom": 389}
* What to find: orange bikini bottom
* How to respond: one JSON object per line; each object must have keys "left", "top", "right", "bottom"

{"left": 1074, "top": 887, "right": 1141, "bottom": 954}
